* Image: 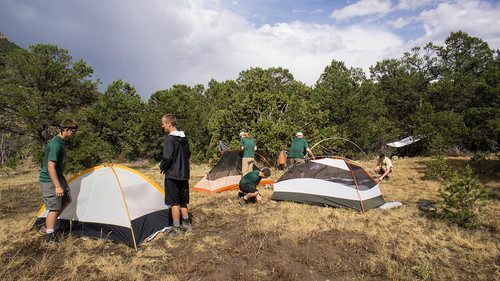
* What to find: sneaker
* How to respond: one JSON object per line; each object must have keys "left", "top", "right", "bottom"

{"left": 181, "top": 219, "right": 193, "bottom": 233}
{"left": 37, "top": 225, "right": 47, "bottom": 236}
{"left": 239, "top": 197, "right": 248, "bottom": 206}
{"left": 46, "top": 232, "right": 57, "bottom": 243}
{"left": 166, "top": 226, "right": 183, "bottom": 238}
{"left": 385, "top": 175, "right": 390, "bottom": 180}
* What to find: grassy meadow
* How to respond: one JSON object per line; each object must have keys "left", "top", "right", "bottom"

{"left": 0, "top": 156, "right": 498, "bottom": 280}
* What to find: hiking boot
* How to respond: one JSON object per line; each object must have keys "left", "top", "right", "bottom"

{"left": 166, "top": 226, "right": 183, "bottom": 238}
{"left": 181, "top": 219, "right": 193, "bottom": 233}
{"left": 37, "top": 225, "right": 47, "bottom": 236}
{"left": 46, "top": 232, "right": 57, "bottom": 243}
{"left": 239, "top": 197, "right": 248, "bottom": 206}
{"left": 385, "top": 175, "right": 390, "bottom": 180}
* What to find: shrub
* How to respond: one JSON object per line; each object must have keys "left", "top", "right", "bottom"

{"left": 6, "top": 157, "right": 19, "bottom": 169}
{"left": 412, "top": 259, "right": 433, "bottom": 281}
{"left": 438, "top": 165, "right": 488, "bottom": 228}
{"left": 424, "top": 155, "right": 452, "bottom": 181}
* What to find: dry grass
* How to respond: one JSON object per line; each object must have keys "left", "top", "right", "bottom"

{"left": 0, "top": 156, "right": 498, "bottom": 280}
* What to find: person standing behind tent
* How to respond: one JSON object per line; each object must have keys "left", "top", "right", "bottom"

{"left": 374, "top": 152, "right": 393, "bottom": 181}
{"left": 239, "top": 131, "right": 257, "bottom": 175}
{"left": 39, "top": 119, "right": 78, "bottom": 244}
{"left": 160, "top": 114, "right": 192, "bottom": 237}
{"left": 239, "top": 168, "right": 271, "bottom": 206}
{"left": 287, "top": 132, "right": 315, "bottom": 167}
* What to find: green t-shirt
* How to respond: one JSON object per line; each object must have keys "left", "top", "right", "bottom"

{"left": 39, "top": 135, "right": 66, "bottom": 182}
{"left": 239, "top": 137, "right": 256, "bottom": 158}
{"left": 239, "top": 170, "right": 261, "bottom": 186}
{"left": 288, "top": 138, "right": 309, "bottom": 159}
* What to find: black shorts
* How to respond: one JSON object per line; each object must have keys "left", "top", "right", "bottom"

{"left": 164, "top": 178, "right": 189, "bottom": 207}
{"left": 239, "top": 183, "right": 258, "bottom": 194}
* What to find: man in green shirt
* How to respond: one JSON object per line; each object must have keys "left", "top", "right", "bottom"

{"left": 239, "top": 168, "right": 271, "bottom": 206}
{"left": 287, "top": 132, "right": 315, "bottom": 167}
{"left": 39, "top": 119, "right": 78, "bottom": 243}
{"left": 239, "top": 131, "right": 257, "bottom": 175}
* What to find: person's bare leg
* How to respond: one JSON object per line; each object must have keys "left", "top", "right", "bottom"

{"left": 244, "top": 191, "right": 262, "bottom": 202}
{"left": 171, "top": 205, "right": 180, "bottom": 223}
{"left": 45, "top": 211, "right": 58, "bottom": 230}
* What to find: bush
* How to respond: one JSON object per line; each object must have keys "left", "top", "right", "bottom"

{"left": 412, "top": 259, "right": 433, "bottom": 281}
{"left": 6, "top": 157, "right": 19, "bottom": 169}
{"left": 424, "top": 155, "right": 452, "bottom": 181}
{"left": 438, "top": 165, "right": 488, "bottom": 228}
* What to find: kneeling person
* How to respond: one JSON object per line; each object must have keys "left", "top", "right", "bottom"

{"left": 239, "top": 168, "right": 271, "bottom": 206}
{"left": 374, "top": 152, "right": 393, "bottom": 181}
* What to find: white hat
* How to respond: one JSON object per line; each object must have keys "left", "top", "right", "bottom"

{"left": 239, "top": 131, "right": 245, "bottom": 137}
{"left": 296, "top": 132, "right": 303, "bottom": 137}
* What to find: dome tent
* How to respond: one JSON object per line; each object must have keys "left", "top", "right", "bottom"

{"left": 33, "top": 165, "right": 171, "bottom": 249}
{"left": 271, "top": 158, "right": 384, "bottom": 213}
{"left": 192, "top": 150, "right": 274, "bottom": 194}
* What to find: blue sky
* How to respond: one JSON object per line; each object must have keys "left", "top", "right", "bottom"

{"left": 1, "top": 0, "right": 499, "bottom": 99}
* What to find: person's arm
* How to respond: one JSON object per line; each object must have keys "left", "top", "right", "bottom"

{"left": 48, "top": 161, "right": 64, "bottom": 197}
{"left": 306, "top": 148, "right": 315, "bottom": 159}
{"left": 160, "top": 137, "right": 174, "bottom": 173}
{"left": 378, "top": 167, "right": 391, "bottom": 181}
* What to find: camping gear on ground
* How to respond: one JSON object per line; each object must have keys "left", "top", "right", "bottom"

{"left": 271, "top": 158, "right": 385, "bottom": 212}
{"left": 418, "top": 198, "right": 437, "bottom": 212}
{"left": 379, "top": 201, "right": 402, "bottom": 209}
{"left": 33, "top": 165, "right": 171, "bottom": 249}
{"left": 192, "top": 150, "right": 274, "bottom": 194}
{"left": 276, "top": 150, "right": 287, "bottom": 169}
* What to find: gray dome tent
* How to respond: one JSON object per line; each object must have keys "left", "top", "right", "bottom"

{"left": 271, "top": 158, "right": 384, "bottom": 212}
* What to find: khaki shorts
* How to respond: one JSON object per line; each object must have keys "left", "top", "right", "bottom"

{"left": 287, "top": 158, "right": 305, "bottom": 167}
{"left": 241, "top": 157, "right": 255, "bottom": 175}
{"left": 40, "top": 177, "right": 72, "bottom": 211}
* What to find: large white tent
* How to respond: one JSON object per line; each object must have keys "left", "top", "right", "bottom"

{"left": 34, "top": 165, "right": 170, "bottom": 249}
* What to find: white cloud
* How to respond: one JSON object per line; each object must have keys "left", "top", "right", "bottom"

{"left": 1, "top": 0, "right": 499, "bottom": 99}
{"left": 414, "top": 0, "right": 500, "bottom": 48}
{"left": 389, "top": 16, "right": 415, "bottom": 28}
{"left": 330, "top": 0, "right": 393, "bottom": 21}
{"left": 395, "top": 0, "right": 434, "bottom": 10}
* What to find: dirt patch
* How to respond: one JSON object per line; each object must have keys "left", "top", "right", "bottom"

{"left": 0, "top": 183, "right": 42, "bottom": 218}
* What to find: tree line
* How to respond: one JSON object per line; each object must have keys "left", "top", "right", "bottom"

{"left": 0, "top": 30, "right": 498, "bottom": 172}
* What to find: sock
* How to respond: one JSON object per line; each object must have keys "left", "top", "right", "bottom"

{"left": 46, "top": 228, "right": 55, "bottom": 234}
{"left": 182, "top": 215, "right": 189, "bottom": 220}
{"left": 243, "top": 195, "right": 248, "bottom": 200}
{"left": 173, "top": 221, "right": 181, "bottom": 227}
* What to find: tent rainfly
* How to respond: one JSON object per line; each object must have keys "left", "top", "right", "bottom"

{"left": 192, "top": 150, "right": 274, "bottom": 194}
{"left": 33, "top": 165, "right": 171, "bottom": 249}
{"left": 387, "top": 135, "right": 423, "bottom": 148}
{"left": 271, "top": 158, "right": 384, "bottom": 212}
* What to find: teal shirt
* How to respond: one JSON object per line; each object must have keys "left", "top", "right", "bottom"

{"left": 39, "top": 135, "right": 66, "bottom": 182}
{"left": 288, "top": 138, "right": 309, "bottom": 159}
{"left": 239, "top": 170, "right": 261, "bottom": 186}
{"left": 239, "top": 137, "right": 256, "bottom": 158}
